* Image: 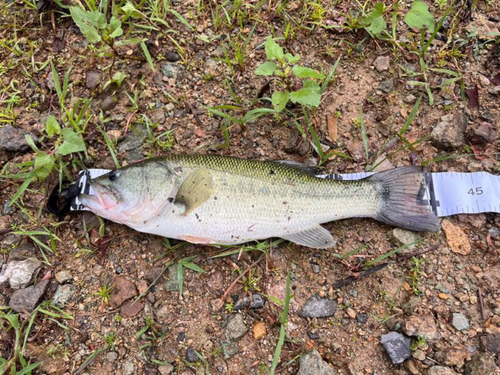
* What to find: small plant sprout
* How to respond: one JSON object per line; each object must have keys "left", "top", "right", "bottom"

{"left": 255, "top": 36, "right": 325, "bottom": 112}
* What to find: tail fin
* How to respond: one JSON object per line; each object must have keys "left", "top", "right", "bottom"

{"left": 367, "top": 167, "right": 440, "bottom": 232}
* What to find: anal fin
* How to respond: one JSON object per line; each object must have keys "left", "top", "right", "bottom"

{"left": 282, "top": 224, "right": 336, "bottom": 249}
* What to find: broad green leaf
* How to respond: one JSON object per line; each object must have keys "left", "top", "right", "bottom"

{"left": 404, "top": 1, "right": 435, "bottom": 32}
{"left": 121, "top": 2, "right": 142, "bottom": 19}
{"left": 255, "top": 61, "right": 277, "bottom": 76}
{"left": 362, "top": 3, "right": 387, "bottom": 35}
{"left": 289, "top": 80, "right": 322, "bottom": 107}
{"left": 292, "top": 66, "right": 324, "bottom": 79}
{"left": 69, "top": 7, "right": 105, "bottom": 43}
{"left": 284, "top": 53, "right": 300, "bottom": 64}
{"left": 112, "top": 71, "right": 126, "bottom": 86}
{"left": 272, "top": 91, "right": 289, "bottom": 112}
{"left": 57, "top": 128, "right": 86, "bottom": 156}
{"left": 34, "top": 152, "right": 55, "bottom": 179}
{"left": 264, "top": 37, "right": 284, "bottom": 61}
{"left": 45, "top": 115, "right": 61, "bottom": 137}
{"left": 107, "top": 17, "right": 123, "bottom": 38}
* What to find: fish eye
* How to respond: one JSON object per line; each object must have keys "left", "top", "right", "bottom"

{"left": 108, "top": 170, "right": 119, "bottom": 181}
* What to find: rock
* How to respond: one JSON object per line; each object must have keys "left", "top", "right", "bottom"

{"left": 431, "top": 112, "right": 468, "bottom": 150}
{"left": 156, "top": 303, "right": 170, "bottom": 321}
{"left": 356, "top": 313, "right": 368, "bottom": 324}
{"left": 150, "top": 109, "right": 165, "bottom": 124}
{"left": 8, "top": 242, "right": 36, "bottom": 261}
{"left": 307, "top": 331, "right": 320, "bottom": 340}
{"left": 86, "top": 71, "right": 101, "bottom": 89}
{"left": 488, "top": 227, "right": 500, "bottom": 240}
{"left": 412, "top": 349, "right": 426, "bottom": 361}
{"left": 379, "top": 78, "right": 395, "bottom": 93}
{"left": 233, "top": 294, "right": 264, "bottom": 310}
{"left": 221, "top": 339, "right": 239, "bottom": 359}
{"left": 373, "top": 56, "right": 390, "bottom": 72}
{"left": 480, "top": 333, "right": 500, "bottom": 354}
{"left": 118, "top": 125, "right": 147, "bottom": 155}
{"left": 372, "top": 154, "right": 394, "bottom": 172}
{"left": 435, "top": 347, "right": 469, "bottom": 368}
{"left": 428, "top": 366, "right": 459, "bottom": 375}
{"left": 107, "top": 130, "right": 121, "bottom": 142}
{"left": 52, "top": 284, "right": 76, "bottom": 308}
{"left": 186, "top": 347, "right": 198, "bottom": 363}
{"left": 451, "top": 313, "right": 469, "bottom": 331}
{"left": 205, "top": 58, "right": 218, "bottom": 74}
{"left": 225, "top": 314, "right": 248, "bottom": 340}
{"left": 145, "top": 266, "right": 164, "bottom": 285}
{"left": 346, "top": 308, "right": 356, "bottom": 319}
{"left": 298, "top": 349, "right": 337, "bottom": 375}
{"left": 164, "top": 264, "right": 179, "bottom": 291}
{"left": 404, "top": 314, "right": 438, "bottom": 340}
{"left": 109, "top": 277, "right": 137, "bottom": 308}
{"left": 120, "top": 300, "right": 144, "bottom": 317}
{"left": 101, "top": 96, "right": 117, "bottom": 111}
{"left": 442, "top": 220, "right": 471, "bottom": 255}
{"left": 0, "top": 258, "right": 42, "bottom": 289}
{"left": 380, "top": 331, "right": 412, "bottom": 365}
{"left": 393, "top": 228, "right": 420, "bottom": 250}
{"left": 158, "top": 363, "right": 174, "bottom": 375}
{"left": 0, "top": 125, "right": 38, "bottom": 152}
{"left": 106, "top": 351, "right": 118, "bottom": 362}
{"left": 122, "top": 361, "right": 135, "bottom": 375}
{"left": 299, "top": 294, "right": 337, "bottom": 318}
{"left": 466, "top": 122, "right": 496, "bottom": 144}
{"left": 464, "top": 353, "right": 498, "bottom": 375}
{"left": 55, "top": 270, "right": 73, "bottom": 284}
{"left": 9, "top": 279, "right": 49, "bottom": 313}
{"left": 252, "top": 321, "right": 266, "bottom": 340}
{"left": 488, "top": 86, "right": 500, "bottom": 95}
{"left": 160, "top": 63, "right": 179, "bottom": 79}
{"left": 404, "top": 94, "right": 417, "bottom": 104}
{"left": 165, "top": 51, "right": 180, "bottom": 62}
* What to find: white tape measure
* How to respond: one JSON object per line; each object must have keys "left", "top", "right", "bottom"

{"left": 72, "top": 169, "right": 500, "bottom": 217}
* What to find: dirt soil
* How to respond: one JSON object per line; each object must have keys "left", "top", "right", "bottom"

{"left": 1, "top": 0, "right": 500, "bottom": 374}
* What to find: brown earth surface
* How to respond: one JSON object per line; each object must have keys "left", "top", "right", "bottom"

{"left": 1, "top": 0, "right": 500, "bottom": 374}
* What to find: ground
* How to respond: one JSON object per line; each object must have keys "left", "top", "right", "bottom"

{"left": 0, "top": 0, "right": 500, "bottom": 374}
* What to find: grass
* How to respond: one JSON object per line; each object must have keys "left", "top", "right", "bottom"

{"left": 0, "top": 301, "right": 73, "bottom": 374}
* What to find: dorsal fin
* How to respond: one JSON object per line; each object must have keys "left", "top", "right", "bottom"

{"left": 273, "top": 160, "right": 317, "bottom": 176}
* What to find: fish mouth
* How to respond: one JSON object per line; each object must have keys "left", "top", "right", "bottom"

{"left": 80, "top": 185, "right": 119, "bottom": 212}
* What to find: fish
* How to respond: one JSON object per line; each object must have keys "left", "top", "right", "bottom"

{"left": 79, "top": 154, "right": 440, "bottom": 249}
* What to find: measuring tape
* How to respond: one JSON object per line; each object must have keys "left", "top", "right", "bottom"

{"left": 71, "top": 169, "right": 500, "bottom": 217}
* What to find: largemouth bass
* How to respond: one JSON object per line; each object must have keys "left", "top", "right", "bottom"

{"left": 79, "top": 154, "right": 440, "bottom": 249}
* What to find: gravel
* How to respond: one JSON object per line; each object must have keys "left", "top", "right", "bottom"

{"left": 298, "top": 349, "right": 337, "bottom": 375}
{"left": 9, "top": 279, "right": 50, "bottom": 313}
{"left": 52, "top": 284, "right": 76, "bottom": 308}
{"left": 380, "top": 331, "right": 412, "bottom": 365}
{"left": 0, "top": 258, "right": 42, "bottom": 289}
{"left": 299, "top": 294, "right": 337, "bottom": 318}
{"left": 451, "top": 313, "right": 470, "bottom": 331}
{"left": 225, "top": 314, "right": 248, "bottom": 340}
{"left": 0, "top": 125, "right": 38, "bottom": 152}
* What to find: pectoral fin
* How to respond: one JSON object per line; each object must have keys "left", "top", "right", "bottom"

{"left": 282, "top": 224, "right": 336, "bottom": 249}
{"left": 175, "top": 168, "right": 213, "bottom": 215}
